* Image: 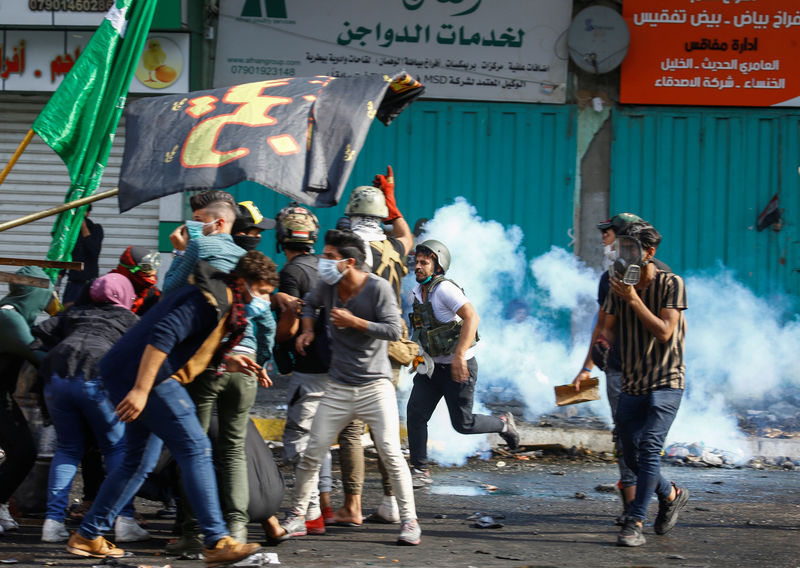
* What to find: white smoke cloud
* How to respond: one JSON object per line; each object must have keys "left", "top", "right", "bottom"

{"left": 399, "top": 198, "right": 800, "bottom": 466}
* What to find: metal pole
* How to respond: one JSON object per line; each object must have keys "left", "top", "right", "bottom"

{"left": 0, "top": 257, "right": 83, "bottom": 270}
{"left": 0, "top": 187, "right": 119, "bottom": 233}
{"left": 0, "top": 129, "right": 35, "bottom": 188}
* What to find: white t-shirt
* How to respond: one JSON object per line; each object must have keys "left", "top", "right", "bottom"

{"left": 410, "top": 280, "right": 475, "bottom": 363}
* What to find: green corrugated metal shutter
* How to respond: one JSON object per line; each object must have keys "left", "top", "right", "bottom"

{"left": 228, "top": 100, "right": 576, "bottom": 259}
{"left": 611, "top": 106, "right": 800, "bottom": 297}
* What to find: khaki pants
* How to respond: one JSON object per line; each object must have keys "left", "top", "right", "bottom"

{"left": 293, "top": 378, "right": 416, "bottom": 521}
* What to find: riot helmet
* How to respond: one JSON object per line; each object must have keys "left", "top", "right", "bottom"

{"left": 344, "top": 186, "right": 389, "bottom": 218}
{"left": 415, "top": 239, "right": 451, "bottom": 274}
{"left": 275, "top": 203, "right": 320, "bottom": 253}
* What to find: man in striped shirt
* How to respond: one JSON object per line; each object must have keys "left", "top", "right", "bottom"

{"left": 597, "top": 222, "right": 690, "bottom": 547}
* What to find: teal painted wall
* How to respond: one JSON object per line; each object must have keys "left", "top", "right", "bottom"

{"left": 611, "top": 106, "right": 800, "bottom": 297}
{"left": 227, "top": 100, "right": 577, "bottom": 260}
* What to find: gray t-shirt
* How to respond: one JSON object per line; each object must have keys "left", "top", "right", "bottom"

{"left": 302, "top": 273, "right": 401, "bottom": 385}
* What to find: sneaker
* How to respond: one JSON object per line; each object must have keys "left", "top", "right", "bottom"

{"left": 396, "top": 519, "right": 421, "bottom": 546}
{"left": 411, "top": 467, "right": 432, "bottom": 489}
{"left": 322, "top": 506, "right": 335, "bottom": 525}
{"left": 280, "top": 511, "right": 307, "bottom": 537}
{"left": 305, "top": 513, "right": 326, "bottom": 535}
{"left": 114, "top": 515, "right": 150, "bottom": 542}
{"left": 42, "top": 518, "right": 70, "bottom": 543}
{"left": 498, "top": 412, "right": 520, "bottom": 450}
{"left": 0, "top": 503, "right": 19, "bottom": 531}
{"left": 654, "top": 484, "right": 690, "bottom": 535}
{"left": 203, "top": 536, "right": 260, "bottom": 568}
{"left": 66, "top": 532, "right": 125, "bottom": 558}
{"left": 616, "top": 518, "right": 646, "bottom": 547}
{"left": 368, "top": 496, "right": 400, "bottom": 524}
{"left": 165, "top": 533, "right": 204, "bottom": 558}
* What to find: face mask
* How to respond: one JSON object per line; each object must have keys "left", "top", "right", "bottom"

{"left": 612, "top": 236, "right": 647, "bottom": 285}
{"left": 318, "top": 258, "right": 345, "bottom": 285}
{"left": 245, "top": 283, "right": 271, "bottom": 318}
{"left": 601, "top": 243, "right": 617, "bottom": 271}
{"left": 185, "top": 219, "right": 217, "bottom": 239}
{"left": 234, "top": 235, "right": 261, "bottom": 251}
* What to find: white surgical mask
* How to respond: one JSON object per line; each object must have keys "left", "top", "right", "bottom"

{"left": 602, "top": 243, "right": 617, "bottom": 271}
{"left": 244, "top": 283, "right": 271, "bottom": 318}
{"left": 318, "top": 258, "right": 345, "bottom": 285}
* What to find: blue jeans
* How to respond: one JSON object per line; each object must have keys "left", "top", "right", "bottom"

{"left": 78, "top": 378, "right": 228, "bottom": 547}
{"left": 43, "top": 375, "right": 133, "bottom": 521}
{"left": 605, "top": 369, "right": 637, "bottom": 488}
{"left": 616, "top": 388, "right": 683, "bottom": 521}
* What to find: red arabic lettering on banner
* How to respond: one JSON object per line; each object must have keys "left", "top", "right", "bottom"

{"left": 621, "top": 0, "right": 800, "bottom": 107}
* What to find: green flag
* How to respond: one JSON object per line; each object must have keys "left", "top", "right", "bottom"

{"left": 32, "top": 0, "right": 157, "bottom": 279}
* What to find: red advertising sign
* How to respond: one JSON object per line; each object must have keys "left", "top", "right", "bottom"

{"left": 621, "top": 1, "right": 800, "bottom": 107}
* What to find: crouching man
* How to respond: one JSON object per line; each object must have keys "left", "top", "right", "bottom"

{"left": 279, "top": 230, "right": 421, "bottom": 546}
{"left": 66, "top": 251, "right": 274, "bottom": 566}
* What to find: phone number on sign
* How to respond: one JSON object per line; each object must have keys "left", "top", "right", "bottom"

{"left": 230, "top": 65, "right": 297, "bottom": 76}
{"left": 29, "top": 0, "right": 113, "bottom": 11}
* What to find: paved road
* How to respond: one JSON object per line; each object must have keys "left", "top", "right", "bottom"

{"left": 1, "top": 459, "right": 798, "bottom": 568}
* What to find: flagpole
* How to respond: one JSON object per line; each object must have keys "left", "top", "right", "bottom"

{"left": 0, "top": 187, "right": 119, "bottom": 233}
{"left": 0, "top": 129, "right": 35, "bottom": 188}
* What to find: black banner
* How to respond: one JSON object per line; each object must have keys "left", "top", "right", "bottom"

{"left": 117, "top": 72, "right": 424, "bottom": 212}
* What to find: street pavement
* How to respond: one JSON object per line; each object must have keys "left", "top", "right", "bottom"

{"left": 1, "top": 458, "right": 798, "bottom": 568}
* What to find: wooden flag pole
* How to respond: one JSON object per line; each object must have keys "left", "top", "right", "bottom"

{"left": 0, "top": 187, "right": 119, "bottom": 233}
{"left": 0, "top": 129, "right": 35, "bottom": 188}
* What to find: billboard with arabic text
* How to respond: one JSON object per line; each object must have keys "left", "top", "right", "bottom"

{"left": 214, "top": 0, "right": 571, "bottom": 103}
{"left": 621, "top": 0, "right": 800, "bottom": 106}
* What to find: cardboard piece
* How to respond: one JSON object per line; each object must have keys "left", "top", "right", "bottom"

{"left": 554, "top": 377, "right": 601, "bottom": 406}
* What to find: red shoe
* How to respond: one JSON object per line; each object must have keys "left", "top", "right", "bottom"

{"left": 322, "top": 506, "right": 335, "bottom": 526}
{"left": 305, "top": 514, "right": 326, "bottom": 535}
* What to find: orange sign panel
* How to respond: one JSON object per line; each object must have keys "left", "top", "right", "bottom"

{"left": 621, "top": 1, "right": 800, "bottom": 107}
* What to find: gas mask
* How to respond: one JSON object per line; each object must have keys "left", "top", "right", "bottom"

{"left": 612, "top": 236, "right": 648, "bottom": 286}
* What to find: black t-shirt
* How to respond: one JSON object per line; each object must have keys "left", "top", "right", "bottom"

{"left": 276, "top": 254, "right": 329, "bottom": 374}
{"left": 67, "top": 218, "right": 104, "bottom": 283}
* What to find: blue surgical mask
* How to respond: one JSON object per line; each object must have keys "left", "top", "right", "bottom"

{"left": 245, "top": 283, "right": 271, "bottom": 318}
{"left": 185, "top": 219, "right": 217, "bottom": 239}
{"left": 318, "top": 258, "right": 345, "bottom": 285}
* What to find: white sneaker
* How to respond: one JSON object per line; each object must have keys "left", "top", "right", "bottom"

{"left": 375, "top": 496, "right": 400, "bottom": 524}
{"left": 397, "top": 519, "right": 421, "bottom": 546}
{"left": 0, "top": 503, "right": 18, "bottom": 531}
{"left": 41, "top": 518, "right": 69, "bottom": 542}
{"left": 114, "top": 515, "right": 150, "bottom": 542}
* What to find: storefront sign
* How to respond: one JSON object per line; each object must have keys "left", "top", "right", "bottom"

{"left": 214, "top": 0, "right": 571, "bottom": 103}
{"left": 0, "top": 30, "right": 190, "bottom": 93}
{"left": 621, "top": 0, "right": 800, "bottom": 106}
{"left": 0, "top": 1, "right": 114, "bottom": 27}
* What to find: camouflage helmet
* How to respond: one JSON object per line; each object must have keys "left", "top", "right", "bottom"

{"left": 416, "top": 239, "right": 451, "bottom": 274}
{"left": 275, "top": 203, "right": 319, "bottom": 250}
{"left": 344, "top": 186, "right": 389, "bottom": 218}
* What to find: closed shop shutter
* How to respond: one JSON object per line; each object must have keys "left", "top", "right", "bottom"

{"left": 0, "top": 93, "right": 159, "bottom": 294}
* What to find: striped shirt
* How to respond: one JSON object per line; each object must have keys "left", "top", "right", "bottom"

{"left": 602, "top": 269, "right": 687, "bottom": 395}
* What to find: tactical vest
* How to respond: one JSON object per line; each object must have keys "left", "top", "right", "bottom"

{"left": 370, "top": 239, "right": 408, "bottom": 305}
{"left": 409, "top": 276, "right": 478, "bottom": 358}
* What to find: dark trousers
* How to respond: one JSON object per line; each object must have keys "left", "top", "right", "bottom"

{"left": 616, "top": 387, "right": 683, "bottom": 521}
{"left": 0, "top": 389, "right": 37, "bottom": 502}
{"left": 406, "top": 357, "right": 503, "bottom": 468}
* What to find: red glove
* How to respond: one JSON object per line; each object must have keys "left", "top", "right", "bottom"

{"left": 372, "top": 165, "right": 401, "bottom": 222}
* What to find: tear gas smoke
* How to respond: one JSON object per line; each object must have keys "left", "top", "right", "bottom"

{"left": 399, "top": 198, "right": 800, "bottom": 466}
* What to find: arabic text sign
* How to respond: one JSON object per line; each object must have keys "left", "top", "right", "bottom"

{"left": 620, "top": 0, "right": 800, "bottom": 107}
{"left": 0, "top": 30, "right": 190, "bottom": 93}
{"left": 214, "top": 0, "right": 570, "bottom": 103}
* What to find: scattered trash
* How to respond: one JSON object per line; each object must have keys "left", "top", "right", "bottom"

{"left": 495, "top": 555, "right": 523, "bottom": 561}
{"left": 496, "top": 461, "right": 506, "bottom": 468}
{"left": 595, "top": 483, "right": 617, "bottom": 493}
{"left": 666, "top": 554, "right": 686, "bottom": 560}
{"left": 481, "top": 483, "right": 499, "bottom": 492}
{"left": 472, "top": 515, "right": 504, "bottom": 529}
{"left": 551, "top": 470, "right": 566, "bottom": 476}
{"left": 664, "top": 442, "right": 746, "bottom": 467}
{"left": 231, "top": 552, "right": 280, "bottom": 566}
{"left": 574, "top": 492, "right": 586, "bottom": 499}
{"left": 434, "top": 513, "right": 447, "bottom": 519}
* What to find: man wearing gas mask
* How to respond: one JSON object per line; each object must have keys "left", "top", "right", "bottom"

{"left": 593, "top": 222, "right": 689, "bottom": 548}
{"left": 574, "top": 214, "right": 672, "bottom": 526}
